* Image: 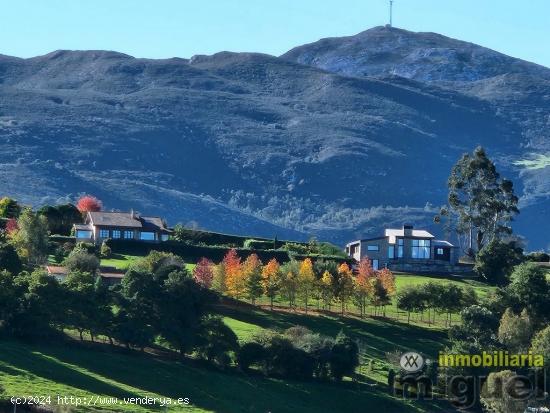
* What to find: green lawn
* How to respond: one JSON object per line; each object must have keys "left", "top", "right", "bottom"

{"left": 221, "top": 303, "right": 448, "bottom": 358}
{"left": 100, "top": 254, "right": 196, "bottom": 273}
{"left": 394, "top": 273, "right": 493, "bottom": 297}
{"left": 220, "top": 302, "right": 449, "bottom": 386}
{"left": 100, "top": 253, "right": 139, "bottom": 271}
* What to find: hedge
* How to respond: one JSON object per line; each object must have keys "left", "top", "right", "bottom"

{"left": 106, "top": 239, "right": 291, "bottom": 263}
{"left": 243, "top": 239, "right": 279, "bottom": 250}
{"left": 173, "top": 228, "right": 295, "bottom": 248}
{"left": 50, "top": 235, "right": 77, "bottom": 244}
{"left": 104, "top": 239, "right": 352, "bottom": 265}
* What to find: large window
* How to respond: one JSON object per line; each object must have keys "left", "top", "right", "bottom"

{"left": 412, "top": 239, "right": 431, "bottom": 259}
{"left": 388, "top": 245, "right": 395, "bottom": 259}
{"left": 76, "top": 230, "right": 92, "bottom": 239}
{"left": 397, "top": 238, "right": 404, "bottom": 258}
{"left": 99, "top": 229, "right": 109, "bottom": 238}
{"left": 112, "top": 230, "right": 121, "bottom": 239}
{"left": 124, "top": 230, "right": 134, "bottom": 239}
{"left": 140, "top": 232, "right": 156, "bottom": 241}
{"left": 367, "top": 245, "right": 379, "bottom": 251}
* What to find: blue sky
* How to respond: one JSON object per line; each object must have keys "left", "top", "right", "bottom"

{"left": 1, "top": 0, "right": 548, "bottom": 67}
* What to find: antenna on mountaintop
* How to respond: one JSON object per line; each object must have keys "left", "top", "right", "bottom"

{"left": 389, "top": 0, "right": 394, "bottom": 27}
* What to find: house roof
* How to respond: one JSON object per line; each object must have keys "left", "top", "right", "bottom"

{"left": 385, "top": 228, "right": 434, "bottom": 244}
{"left": 86, "top": 211, "right": 169, "bottom": 232}
{"left": 88, "top": 211, "right": 143, "bottom": 228}
{"left": 46, "top": 266, "right": 68, "bottom": 275}
{"left": 141, "top": 216, "right": 170, "bottom": 233}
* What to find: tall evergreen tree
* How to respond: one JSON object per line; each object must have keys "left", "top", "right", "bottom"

{"left": 444, "top": 147, "right": 519, "bottom": 253}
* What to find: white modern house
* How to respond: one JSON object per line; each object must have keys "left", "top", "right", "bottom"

{"left": 345, "top": 224, "right": 462, "bottom": 273}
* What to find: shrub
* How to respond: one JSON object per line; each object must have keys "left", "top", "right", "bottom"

{"left": 505, "top": 263, "right": 550, "bottom": 322}
{"left": 237, "top": 342, "right": 267, "bottom": 372}
{"left": 283, "top": 242, "right": 309, "bottom": 254}
{"left": 285, "top": 326, "right": 334, "bottom": 380}
{"left": 75, "top": 242, "right": 96, "bottom": 254}
{"left": 64, "top": 250, "right": 100, "bottom": 274}
{"left": 53, "top": 246, "right": 65, "bottom": 264}
{"left": 100, "top": 241, "right": 112, "bottom": 258}
{"left": 243, "top": 239, "right": 274, "bottom": 250}
{"left": 0, "top": 242, "right": 23, "bottom": 274}
{"left": 195, "top": 317, "right": 239, "bottom": 368}
{"left": 264, "top": 336, "right": 314, "bottom": 380}
{"left": 329, "top": 331, "right": 359, "bottom": 380}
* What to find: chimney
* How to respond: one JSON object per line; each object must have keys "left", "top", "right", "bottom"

{"left": 130, "top": 209, "right": 135, "bottom": 219}
{"left": 403, "top": 223, "right": 413, "bottom": 237}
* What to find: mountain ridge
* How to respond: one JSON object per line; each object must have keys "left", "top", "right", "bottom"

{"left": 1, "top": 27, "right": 548, "bottom": 249}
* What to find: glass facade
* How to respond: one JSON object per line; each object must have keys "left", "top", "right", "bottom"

{"left": 397, "top": 238, "right": 404, "bottom": 258}
{"left": 140, "top": 231, "right": 155, "bottom": 241}
{"left": 412, "top": 239, "right": 431, "bottom": 259}
{"left": 76, "top": 230, "right": 92, "bottom": 239}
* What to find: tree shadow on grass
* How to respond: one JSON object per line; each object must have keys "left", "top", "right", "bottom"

{"left": 0, "top": 341, "right": 147, "bottom": 407}
{"left": 1, "top": 333, "right": 450, "bottom": 413}
{"left": 23, "top": 343, "right": 430, "bottom": 413}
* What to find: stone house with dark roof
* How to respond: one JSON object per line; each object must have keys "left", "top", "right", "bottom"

{"left": 345, "top": 224, "right": 466, "bottom": 273}
{"left": 74, "top": 211, "right": 171, "bottom": 244}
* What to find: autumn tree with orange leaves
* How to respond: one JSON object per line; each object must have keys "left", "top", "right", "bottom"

{"left": 378, "top": 268, "right": 396, "bottom": 296}
{"left": 297, "top": 258, "right": 316, "bottom": 313}
{"left": 223, "top": 249, "right": 245, "bottom": 299}
{"left": 337, "top": 263, "right": 354, "bottom": 315}
{"left": 262, "top": 258, "right": 281, "bottom": 310}
{"left": 354, "top": 258, "right": 375, "bottom": 317}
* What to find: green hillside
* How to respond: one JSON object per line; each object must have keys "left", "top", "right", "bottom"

{"left": 0, "top": 303, "right": 451, "bottom": 413}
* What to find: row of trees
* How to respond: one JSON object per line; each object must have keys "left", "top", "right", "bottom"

{"left": 396, "top": 282, "right": 478, "bottom": 325}
{"left": 0, "top": 195, "right": 105, "bottom": 270}
{"left": 0, "top": 251, "right": 222, "bottom": 355}
{"left": 0, "top": 195, "right": 102, "bottom": 234}
{"left": 192, "top": 251, "right": 396, "bottom": 316}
